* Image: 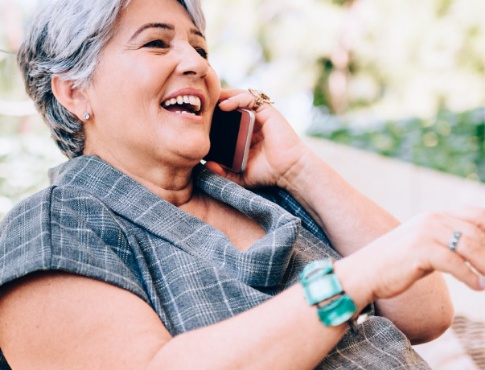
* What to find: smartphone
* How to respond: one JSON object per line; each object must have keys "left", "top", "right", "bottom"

{"left": 204, "top": 106, "right": 255, "bottom": 173}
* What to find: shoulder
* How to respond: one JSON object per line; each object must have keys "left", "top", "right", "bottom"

{"left": 0, "top": 185, "right": 122, "bottom": 250}
{"left": 0, "top": 185, "right": 148, "bottom": 303}
{"left": 0, "top": 187, "right": 56, "bottom": 259}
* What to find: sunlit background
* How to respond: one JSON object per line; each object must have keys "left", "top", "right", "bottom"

{"left": 1, "top": 0, "right": 485, "bottom": 367}
{"left": 1, "top": 0, "right": 485, "bottom": 218}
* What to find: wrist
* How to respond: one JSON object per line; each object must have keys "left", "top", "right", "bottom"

{"left": 300, "top": 259, "right": 373, "bottom": 329}
{"left": 276, "top": 149, "right": 326, "bottom": 193}
{"left": 333, "top": 258, "right": 375, "bottom": 310}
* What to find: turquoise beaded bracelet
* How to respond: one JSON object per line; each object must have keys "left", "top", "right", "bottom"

{"left": 300, "top": 259, "right": 358, "bottom": 327}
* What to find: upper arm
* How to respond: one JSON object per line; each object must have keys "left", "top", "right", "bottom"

{"left": 0, "top": 272, "right": 172, "bottom": 369}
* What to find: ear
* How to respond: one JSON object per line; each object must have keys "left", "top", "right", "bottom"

{"left": 51, "top": 77, "right": 90, "bottom": 121}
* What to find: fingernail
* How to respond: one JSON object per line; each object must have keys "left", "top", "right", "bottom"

{"left": 479, "top": 276, "right": 485, "bottom": 290}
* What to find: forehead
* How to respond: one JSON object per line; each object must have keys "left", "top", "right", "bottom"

{"left": 117, "top": 0, "right": 195, "bottom": 33}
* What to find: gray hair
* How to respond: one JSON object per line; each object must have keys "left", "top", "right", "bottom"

{"left": 17, "top": 0, "right": 206, "bottom": 159}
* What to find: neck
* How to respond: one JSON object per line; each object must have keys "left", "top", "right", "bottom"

{"left": 91, "top": 153, "right": 198, "bottom": 207}
{"left": 146, "top": 170, "right": 196, "bottom": 207}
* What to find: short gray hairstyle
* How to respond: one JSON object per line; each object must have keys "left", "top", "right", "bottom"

{"left": 18, "top": 0, "right": 206, "bottom": 159}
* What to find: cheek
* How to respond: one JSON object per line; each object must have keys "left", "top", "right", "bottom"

{"left": 208, "top": 70, "right": 222, "bottom": 101}
{"left": 93, "top": 53, "right": 168, "bottom": 98}
{"left": 90, "top": 74, "right": 159, "bottom": 122}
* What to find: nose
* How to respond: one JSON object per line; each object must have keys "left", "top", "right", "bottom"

{"left": 175, "top": 42, "right": 209, "bottom": 79}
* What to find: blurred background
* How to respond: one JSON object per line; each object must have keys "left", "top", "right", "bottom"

{"left": 1, "top": 0, "right": 484, "bottom": 368}
{"left": 1, "top": 0, "right": 485, "bottom": 216}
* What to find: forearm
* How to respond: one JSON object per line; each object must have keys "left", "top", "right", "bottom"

{"left": 375, "top": 272, "right": 453, "bottom": 344}
{"left": 278, "top": 148, "right": 399, "bottom": 255}
{"left": 0, "top": 272, "right": 370, "bottom": 370}
{"left": 278, "top": 149, "right": 453, "bottom": 341}
{"left": 149, "top": 283, "right": 368, "bottom": 370}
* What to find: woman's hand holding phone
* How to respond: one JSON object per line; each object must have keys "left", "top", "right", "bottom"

{"left": 206, "top": 89, "right": 309, "bottom": 190}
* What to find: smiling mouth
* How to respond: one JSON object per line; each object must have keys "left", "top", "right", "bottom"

{"left": 161, "top": 95, "right": 202, "bottom": 116}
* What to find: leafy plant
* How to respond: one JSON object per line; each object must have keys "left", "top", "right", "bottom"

{"left": 307, "top": 107, "right": 485, "bottom": 182}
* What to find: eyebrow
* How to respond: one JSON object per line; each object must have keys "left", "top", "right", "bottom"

{"left": 130, "top": 22, "right": 205, "bottom": 41}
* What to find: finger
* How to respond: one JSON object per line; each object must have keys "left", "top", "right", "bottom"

{"left": 425, "top": 209, "right": 485, "bottom": 276}
{"left": 434, "top": 220, "right": 485, "bottom": 290}
{"left": 430, "top": 245, "right": 485, "bottom": 291}
{"left": 204, "top": 161, "right": 227, "bottom": 177}
{"left": 218, "top": 91, "right": 257, "bottom": 111}
{"left": 406, "top": 211, "right": 485, "bottom": 289}
{"left": 219, "top": 89, "right": 276, "bottom": 114}
{"left": 218, "top": 88, "right": 246, "bottom": 101}
{"left": 446, "top": 227, "right": 485, "bottom": 276}
{"left": 451, "top": 206, "right": 485, "bottom": 232}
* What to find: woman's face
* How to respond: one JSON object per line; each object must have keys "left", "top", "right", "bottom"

{"left": 83, "top": 0, "right": 220, "bottom": 174}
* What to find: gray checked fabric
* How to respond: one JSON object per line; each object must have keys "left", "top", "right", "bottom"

{"left": 0, "top": 155, "right": 430, "bottom": 369}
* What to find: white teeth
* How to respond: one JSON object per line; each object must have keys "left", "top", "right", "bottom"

{"left": 162, "top": 95, "right": 202, "bottom": 113}
{"left": 175, "top": 110, "right": 196, "bottom": 116}
{"left": 189, "top": 96, "right": 198, "bottom": 109}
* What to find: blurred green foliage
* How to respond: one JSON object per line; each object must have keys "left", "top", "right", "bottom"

{"left": 308, "top": 107, "right": 485, "bottom": 182}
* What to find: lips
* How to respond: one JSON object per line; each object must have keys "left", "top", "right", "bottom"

{"left": 161, "top": 94, "right": 202, "bottom": 116}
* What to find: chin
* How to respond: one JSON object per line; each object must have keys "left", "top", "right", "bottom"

{"left": 177, "top": 147, "right": 211, "bottom": 167}
{"left": 193, "top": 138, "right": 211, "bottom": 160}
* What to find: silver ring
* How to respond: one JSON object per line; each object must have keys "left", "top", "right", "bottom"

{"left": 448, "top": 231, "right": 462, "bottom": 252}
{"left": 248, "top": 89, "right": 274, "bottom": 109}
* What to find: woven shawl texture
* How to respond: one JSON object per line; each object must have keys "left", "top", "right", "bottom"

{"left": 0, "top": 156, "right": 429, "bottom": 369}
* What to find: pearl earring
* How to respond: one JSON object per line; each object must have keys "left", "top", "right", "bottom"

{"left": 83, "top": 113, "right": 91, "bottom": 120}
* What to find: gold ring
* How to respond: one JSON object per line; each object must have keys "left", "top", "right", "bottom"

{"left": 248, "top": 89, "right": 274, "bottom": 109}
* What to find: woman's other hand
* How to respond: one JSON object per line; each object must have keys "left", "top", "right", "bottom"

{"left": 336, "top": 206, "right": 485, "bottom": 304}
{"left": 333, "top": 205, "right": 485, "bottom": 343}
{"left": 205, "top": 88, "right": 309, "bottom": 188}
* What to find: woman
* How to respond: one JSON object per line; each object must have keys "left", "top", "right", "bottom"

{"left": 0, "top": 0, "right": 483, "bottom": 368}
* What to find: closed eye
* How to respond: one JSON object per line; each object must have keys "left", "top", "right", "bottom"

{"left": 143, "top": 39, "right": 169, "bottom": 49}
{"left": 195, "top": 47, "right": 208, "bottom": 60}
